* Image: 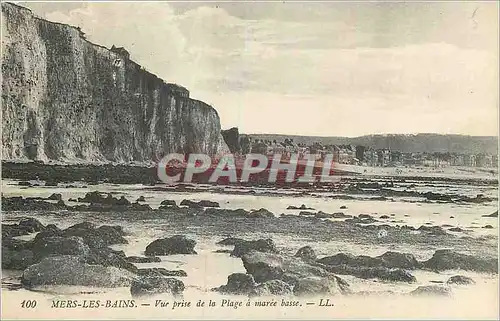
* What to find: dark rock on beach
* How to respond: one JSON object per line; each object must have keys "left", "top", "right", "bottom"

{"left": 2, "top": 247, "right": 35, "bottom": 270}
{"left": 214, "top": 273, "right": 256, "bottom": 295}
{"left": 287, "top": 204, "right": 314, "bottom": 210}
{"left": 31, "top": 236, "right": 91, "bottom": 261}
{"left": 248, "top": 208, "right": 275, "bottom": 218}
{"left": 318, "top": 251, "right": 421, "bottom": 270}
{"left": 137, "top": 268, "right": 187, "bottom": 277}
{"left": 21, "top": 256, "right": 135, "bottom": 288}
{"left": 250, "top": 279, "right": 293, "bottom": 296}
{"left": 145, "top": 235, "right": 197, "bottom": 256}
{"left": 204, "top": 208, "right": 248, "bottom": 217}
{"left": 180, "top": 199, "right": 219, "bottom": 208}
{"left": 47, "top": 193, "right": 62, "bottom": 201}
{"left": 130, "top": 276, "right": 185, "bottom": 297}
{"left": 417, "top": 225, "right": 447, "bottom": 235}
{"left": 409, "top": 285, "right": 451, "bottom": 296}
{"left": 160, "top": 200, "right": 177, "bottom": 206}
{"left": 423, "top": 249, "right": 498, "bottom": 273}
{"left": 446, "top": 275, "right": 475, "bottom": 285}
{"left": 2, "top": 217, "right": 45, "bottom": 238}
{"left": 294, "top": 246, "right": 317, "bottom": 261}
{"left": 321, "top": 264, "right": 416, "bottom": 283}
{"left": 241, "top": 251, "right": 350, "bottom": 296}
{"left": 231, "top": 238, "right": 278, "bottom": 257}
{"left": 482, "top": 211, "right": 498, "bottom": 218}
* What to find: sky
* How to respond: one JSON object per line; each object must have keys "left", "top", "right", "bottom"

{"left": 20, "top": 1, "right": 499, "bottom": 137}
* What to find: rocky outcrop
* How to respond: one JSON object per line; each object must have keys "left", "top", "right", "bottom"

{"left": 130, "top": 276, "right": 185, "bottom": 297}
{"left": 144, "top": 235, "right": 197, "bottom": 256}
{"left": 21, "top": 256, "right": 134, "bottom": 288}
{"left": 1, "top": 3, "right": 229, "bottom": 162}
{"left": 221, "top": 127, "right": 240, "bottom": 153}
{"left": 446, "top": 275, "right": 475, "bottom": 285}
{"left": 409, "top": 285, "right": 451, "bottom": 297}
{"left": 231, "top": 239, "right": 278, "bottom": 257}
{"left": 422, "top": 249, "right": 498, "bottom": 273}
{"left": 241, "top": 251, "right": 350, "bottom": 296}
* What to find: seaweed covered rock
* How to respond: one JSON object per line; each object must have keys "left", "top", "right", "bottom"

{"left": 145, "top": 235, "right": 197, "bottom": 256}
{"left": 21, "top": 256, "right": 134, "bottom": 288}
{"left": 231, "top": 239, "right": 278, "bottom": 258}
{"left": 423, "top": 249, "right": 498, "bottom": 273}
{"left": 130, "top": 277, "right": 185, "bottom": 297}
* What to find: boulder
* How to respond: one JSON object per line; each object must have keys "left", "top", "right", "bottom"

{"left": 423, "top": 249, "right": 498, "bottom": 273}
{"left": 34, "top": 225, "right": 63, "bottom": 241}
{"left": 95, "top": 225, "right": 128, "bottom": 245}
{"left": 85, "top": 248, "right": 138, "bottom": 273}
{"left": 1, "top": 197, "right": 65, "bottom": 211}
{"left": 2, "top": 248, "right": 35, "bottom": 270}
{"left": 250, "top": 280, "right": 293, "bottom": 297}
{"left": 345, "top": 217, "right": 377, "bottom": 224}
{"left": 317, "top": 253, "right": 380, "bottom": 267}
{"left": 482, "top": 211, "right": 498, "bottom": 218}
{"left": 482, "top": 225, "right": 494, "bottom": 229}
{"left": 204, "top": 208, "right": 249, "bottom": 217}
{"left": 62, "top": 222, "right": 127, "bottom": 248}
{"left": 160, "top": 200, "right": 177, "bottom": 206}
{"left": 130, "top": 277, "right": 185, "bottom": 297}
{"left": 293, "top": 276, "right": 345, "bottom": 297}
{"left": 145, "top": 235, "right": 197, "bottom": 256}
{"left": 18, "top": 218, "right": 45, "bottom": 234}
{"left": 78, "top": 191, "right": 105, "bottom": 203}
{"left": 377, "top": 251, "right": 422, "bottom": 269}
{"left": 321, "top": 264, "right": 416, "bottom": 283}
{"left": 248, "top": 208, "right": 274, "bottom": 218}
{"left": 446, "top": 275, "right": 475, "bottom": 285}
{"left": 127, "top": 256, "right": 161, "bottom": 263}
{"left": 417, "top": 225, "right": 447, "bottom": 235}
{"left": 231, "top": 239, "right": 278, "bottom": 257}
{"left": 21, "top": 256, "right": 134, "bottom": 288}
{"left": 47, "top": 193, "right": 62, "bottom": 201}
{"left": 241, "top": 251, "right": 350, "bottom": 295}
{"left": 315, "top": 211, "right": 334, "bottom": 219}
{"left": 137, "top": 268, "right": 187, "bottom": 277}
{"left": 214, "top": 273, "right": 256, "bottom": 295}
{"left": 410, "top": 285, "right": 451, "bottom": 296}
{"left": 116, "top": 196, "right": 131, "bottom": 206}
{"left": 331, "top": 212, "right": 352, "bottom": 219}
{"left": 180, "top": 199, "right": 202, "bottom": 208}
{"left": 136, "top": 196, "right": 146, "bottom": 202}
{"left": 180, "top": 199, "right": 219, "bottom": 208}
{"left": 31, "top": 236, "right": 90, "bottom": 261}
{"left": 287, "top": 204, "right": 314, "bottom": 210}
{"left": 294, "top": 246, "right": 317, "bottom": 261}
{"left": 198, "top": 200, "right": 219, "bottom": 208}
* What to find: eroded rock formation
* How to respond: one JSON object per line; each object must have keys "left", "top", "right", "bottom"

{"left": 1, "top": 3, "right": 229, "bottom": 163}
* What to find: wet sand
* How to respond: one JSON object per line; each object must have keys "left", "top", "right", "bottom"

{"left": 1, "top": 173, "right": 498, "bottom": 319}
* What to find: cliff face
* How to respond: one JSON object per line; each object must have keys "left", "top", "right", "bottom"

{"left": 1, "top": 3, "right": 229, "bottom": 163}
